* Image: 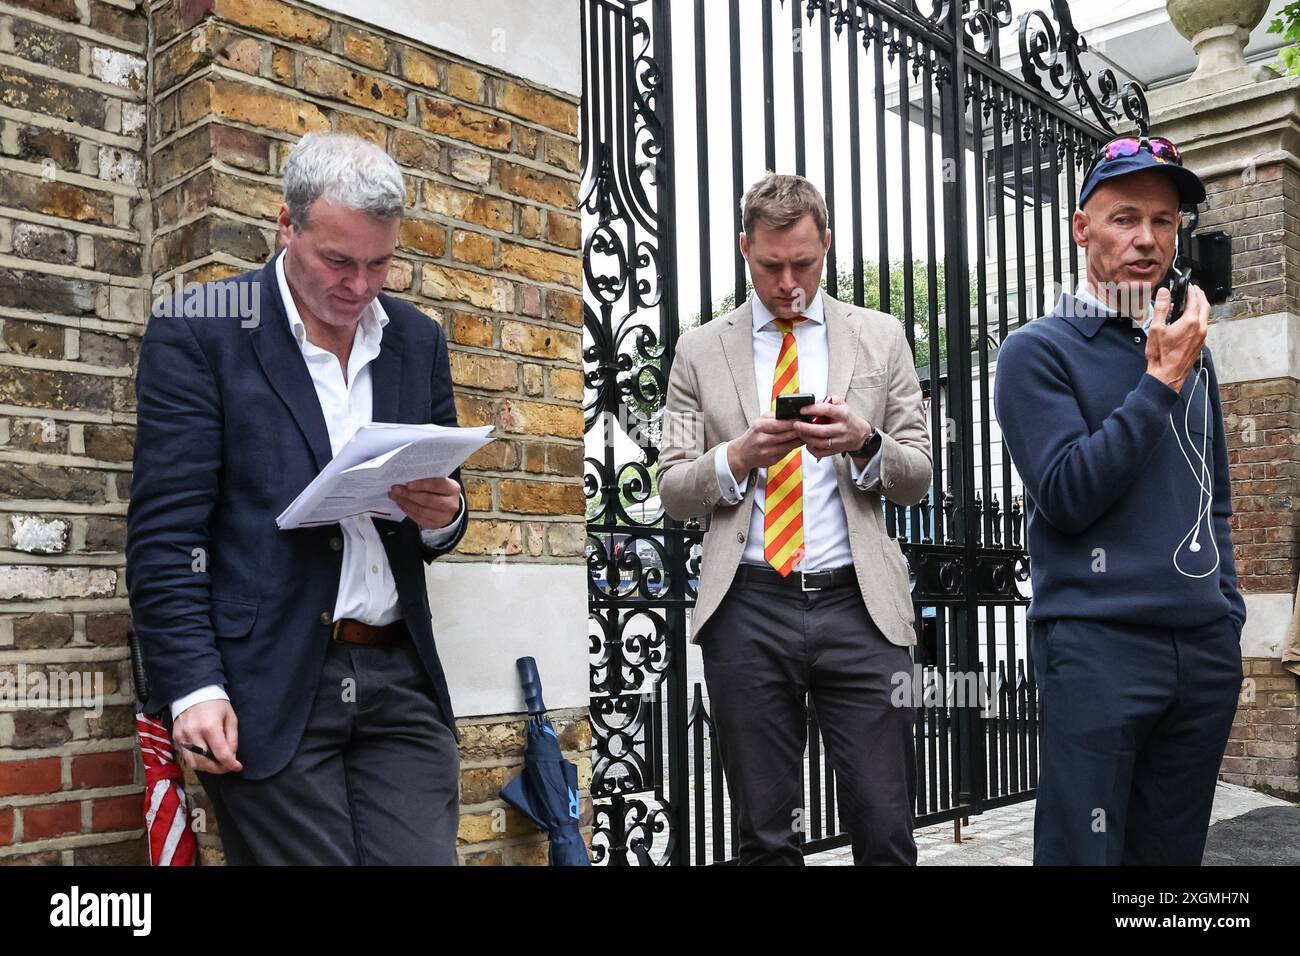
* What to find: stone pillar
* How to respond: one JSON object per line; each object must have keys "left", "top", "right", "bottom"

{"left": 1150, "top": 0, "right": 1299, "bottom": 799}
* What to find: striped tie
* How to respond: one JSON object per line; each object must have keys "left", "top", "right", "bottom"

{"left": 764, "top": 317, "right": 806, "bottom": 576}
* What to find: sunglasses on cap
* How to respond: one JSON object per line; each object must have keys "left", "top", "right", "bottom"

{"left": 1084, "top": 136, "right": 1182, "bottom": 178}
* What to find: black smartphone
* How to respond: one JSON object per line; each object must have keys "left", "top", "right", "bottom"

{"left": 1166, "top": 263, "right": 1192, "bottom": 323}
{"left": 774, "top": 393, "right": 816, "bottom": 420}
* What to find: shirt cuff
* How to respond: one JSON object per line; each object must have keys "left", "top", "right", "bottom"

{"left": 419, "top": 491, "right": 467, "bottom": 548}
{"left": 714, "top": 440, "right": 748, "bottom": 504}
{"left": 848, "top": 441, "right": 884, "bottom": 489}
{"left": 170, "top": 684, "right": 229, "bottom": 722}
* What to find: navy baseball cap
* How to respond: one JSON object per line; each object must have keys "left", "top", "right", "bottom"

{"left": 1078, "top": 136, "right": 1205, "bottom": 209}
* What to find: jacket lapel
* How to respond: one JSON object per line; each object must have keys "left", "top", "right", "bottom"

{"left": 719, "top": 299, "right": 760, "bottom": 424}
{"left": 369, "top": 300, "right": 404, "bottom": 424}
{"left": 824, "top": 294, "right": 860, "bottom": 400}
{"left": 249, "top": 253, "right": 333, "bottom": 473}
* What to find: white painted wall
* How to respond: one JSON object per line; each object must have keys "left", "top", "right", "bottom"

{"left": 427, "top": 561, "right": 588, "bottom": 717}
{"left": 315, "top": 0, "right": 581, "bottom": 95}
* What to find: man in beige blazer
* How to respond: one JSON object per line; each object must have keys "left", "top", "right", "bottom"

{"left": 659, "top": 173, "right": 932, "bottom": 864}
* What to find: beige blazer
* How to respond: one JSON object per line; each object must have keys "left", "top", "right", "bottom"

{"left": 658, "top": 294, "right": 933, "bottom": 647}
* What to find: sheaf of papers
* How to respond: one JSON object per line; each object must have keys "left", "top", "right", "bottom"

{"left": 276, "top": 422, "right": 494, "bottom": 529}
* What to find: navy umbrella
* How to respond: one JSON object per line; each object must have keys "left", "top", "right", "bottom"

{"left": 500, "top": 657, "right": 590, "bottom": 866}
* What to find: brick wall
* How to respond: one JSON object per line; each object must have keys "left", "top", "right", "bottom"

{"left": 1, "top": 0, "right": 589, "bottom": 865}
{"left": 1204, "top": 162, "right": 1300, "bottom": 798}
{"left": 0, "top": 0, "right": 150, "bottom": 865}
{"left": 1222, "top": 658, "right": 1299, "bottom": 799}
{"left": 1199, "top": 163, "right": 1300, "bottom": 320}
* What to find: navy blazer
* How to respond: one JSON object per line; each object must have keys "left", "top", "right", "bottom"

{"left": 126, "top": 252, "right": 467, "bottom": 780}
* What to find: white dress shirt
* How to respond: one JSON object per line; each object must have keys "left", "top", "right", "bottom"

{"left": 713, "top": 291, "right": 884, "bottom": 572}
{"left": 170, "top": 251, "right": 465, "bottom": 719}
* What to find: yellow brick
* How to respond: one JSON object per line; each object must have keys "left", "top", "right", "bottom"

{"left": 304, "top": 57, "right": 407, "bottom": 119}
{"left": 549, "top": 367, "right": 584, "bottom": 402}
{"left": 544, "top": 135, "right": 579, "bottom": 173}
{"left": 449, "top": 351, "right": 518, "bottom": 391}
{"left": 270, "top": 47, "right": 296, "bottom": 84}
{"left": 496, "top": 161, "right": 578, "bottom": 209}
{"left": 400, "top": 218, "right": 447, "bottom": 258}
{"left": 495, "top": 80, "right": 578, "bottom": 135}
{"left": 520, "top": 205, "right": 540, "bottom": 239}
{"left": 500, "top": 320, "right": 580, "bottom": 362}
{"left": 499, "top": 399, "right": 584, "bottom": 438}
{"left": 452, "top": 313, "right": 494, "bottom": 348}
{"left": 214, "top": 0, "right": 331, "bottom": 46}
{"left": 446, "top": 62, "right": 484, "bottom": 103}
{"left": 417, "top": 96, "right": 511, "bottom": 151}
{"left": 546, "top": 212, "right": 581, "bottom": 250}
{"left": 399, "top": 47, "right": 442, "bottom": 89}
{"left": 334, "top": 110, "right": 388, "bottom": 147}
{"left": 214, "top": 171, "right": 283, "bottom": 220}
{"left": 457, "top": 807, "right": 533, "bottom": 843}
{"left": 499, "top": 479, "right": 584, "bottom": 516}
{"left": 422, "top": 265, "right": 510, "bottom": 312}
{"left": 341, "top": 27, "right": 389, "bottom": 70}
{"left": 464, "top": 478, "right": 493, "bottom": 513}
{"left": 219, "top": 36, "right": 264, "bottom": 75}
{"left": 451, "top": 229, "right": 496, "bottom": 268}
{"left": 209, "top": 78, "right": 330, "bottom": 134}
{"left": 384, "top": 259, "right": 413, "bottom": 292}
{"left": 500, "top": 242, "right": 580, "bottom": 289}
{"left": 456, "top": 520, "right": 522, "bottom": 557}
{"left": 455, "top": 394, "right": 496, "bottom": 428}
{"left": 422, "top": 181, "right": 514, "bottom": 233}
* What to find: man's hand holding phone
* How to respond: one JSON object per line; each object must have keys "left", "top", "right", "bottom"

{"left": 1147, "top": 284, "right": 1208, "bottom": 394}
{"left": 727, "top": 410, "right": 805, "bottom": 477}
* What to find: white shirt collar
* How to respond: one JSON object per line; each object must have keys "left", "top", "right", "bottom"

{"left": 1075, "top": 279, "right": 1155, "bottom": 333}
{"left": 274, "top": 249, "right": 389, "bottom": 353}
{"left": 752, "top": 288, "right": 825, "bottom": 333}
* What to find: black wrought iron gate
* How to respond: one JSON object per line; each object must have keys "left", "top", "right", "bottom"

{"left": 583, "top": 0, "right": 1150, "bottom": 864}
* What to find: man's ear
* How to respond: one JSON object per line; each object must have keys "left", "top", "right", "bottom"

{"left": 1071, "top": 208, "right": 1089, "bottom": 249}
{"left": 823, "top": 227, "right": 832, "bottom": 253}
{"left": 739, "top": 231, "right": 749, "bottom": 261}
{"left": 276, "top": 203, "right": 295, "bottom": 247}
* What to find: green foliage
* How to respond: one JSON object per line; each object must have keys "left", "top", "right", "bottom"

{"left": 1269, "top": 3, "right": 1300, "bottom": 77}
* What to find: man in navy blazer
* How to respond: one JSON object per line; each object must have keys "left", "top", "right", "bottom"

{"left": 126, "top": 133, "right": 469, "bottom": 864}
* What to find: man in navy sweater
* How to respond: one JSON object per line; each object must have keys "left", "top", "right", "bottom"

{"left": 993, "top": 137, "right": 1245, "bottom": 865}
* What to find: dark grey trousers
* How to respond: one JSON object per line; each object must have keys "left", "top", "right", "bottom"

{"left": 197, "top": 639, "right": 460, "bottom": 865}
{"left": 1030, "top": 615, "right": 1242, "bottom": 865}
{"left": 700, "top": 569, "right": 918, "bottom": 865}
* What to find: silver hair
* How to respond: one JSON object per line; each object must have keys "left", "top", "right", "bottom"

{"left": 281, "top": 132, "right": 405, "bottom": 230}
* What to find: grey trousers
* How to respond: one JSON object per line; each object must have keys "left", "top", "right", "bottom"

{"left": 700, "top": 568, "right": 918, "bottom": 865}
{"left": 197, "top": 639, "right": 460, "bottom": 865}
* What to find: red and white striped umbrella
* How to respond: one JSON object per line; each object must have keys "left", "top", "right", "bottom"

{"left": 135, "top": 709, "right": 196, "bottom": 866}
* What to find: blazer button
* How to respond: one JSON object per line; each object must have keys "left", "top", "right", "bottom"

{"left": 329, "top": 536, "right": 342, "bottom": 551}
{"left": 736, "top": 532, "right": 745, "bottom": 543}
{"left": 319, "top": 611, "right": 331, "bottom": 625}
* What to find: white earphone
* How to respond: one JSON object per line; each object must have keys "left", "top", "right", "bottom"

{"left": 1169, "top": 359, "right": 1220, "bottom": 578}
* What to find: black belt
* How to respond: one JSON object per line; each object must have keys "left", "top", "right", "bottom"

{"left": 735, "top": 563, "right": 858, "bottom": 592}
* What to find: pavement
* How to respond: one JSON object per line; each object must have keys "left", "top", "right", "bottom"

{"left": 806, "top": 781, "right": 1300, "bottom": 865}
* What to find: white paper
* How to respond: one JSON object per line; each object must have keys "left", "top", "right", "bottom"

{"left": 276, "top": 422, "right": 494, "bottom": 529}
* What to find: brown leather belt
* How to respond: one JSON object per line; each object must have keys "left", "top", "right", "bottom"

{"left": 330, "top": 618, "right": 410, "bottom": 645}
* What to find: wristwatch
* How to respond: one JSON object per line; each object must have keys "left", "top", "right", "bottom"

{"left": 844, "top": 427, "right": 882, "bottom": 461}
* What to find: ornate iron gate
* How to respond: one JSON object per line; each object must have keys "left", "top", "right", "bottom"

{"left": 583, "top": 0, "right": 1150, "bottom": 864}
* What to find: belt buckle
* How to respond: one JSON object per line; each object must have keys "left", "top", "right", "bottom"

{"left": 800, "top": 571, "right": 822, "bottom": 592}
{"left": 331, "top": 619, "right": 345, "bottom": 643}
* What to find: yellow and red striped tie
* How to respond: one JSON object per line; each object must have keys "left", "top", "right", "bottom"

{"left": 764, "top": 317, "right": 805, "bottom": 576}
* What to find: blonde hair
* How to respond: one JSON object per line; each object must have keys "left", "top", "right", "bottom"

{"left": 741, "top": 172, "right": 828, "bottom": 240}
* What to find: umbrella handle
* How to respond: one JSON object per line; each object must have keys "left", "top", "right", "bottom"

{"left": 127, "top": 630, "right": 150, "bottom": 707}
{"left": 516, "top": 656, "right": 547, "bottom": 716}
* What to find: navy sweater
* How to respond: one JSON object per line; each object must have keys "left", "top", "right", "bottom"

{"left": 993, "top": 293, "right": 1246, "bottom": 634}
